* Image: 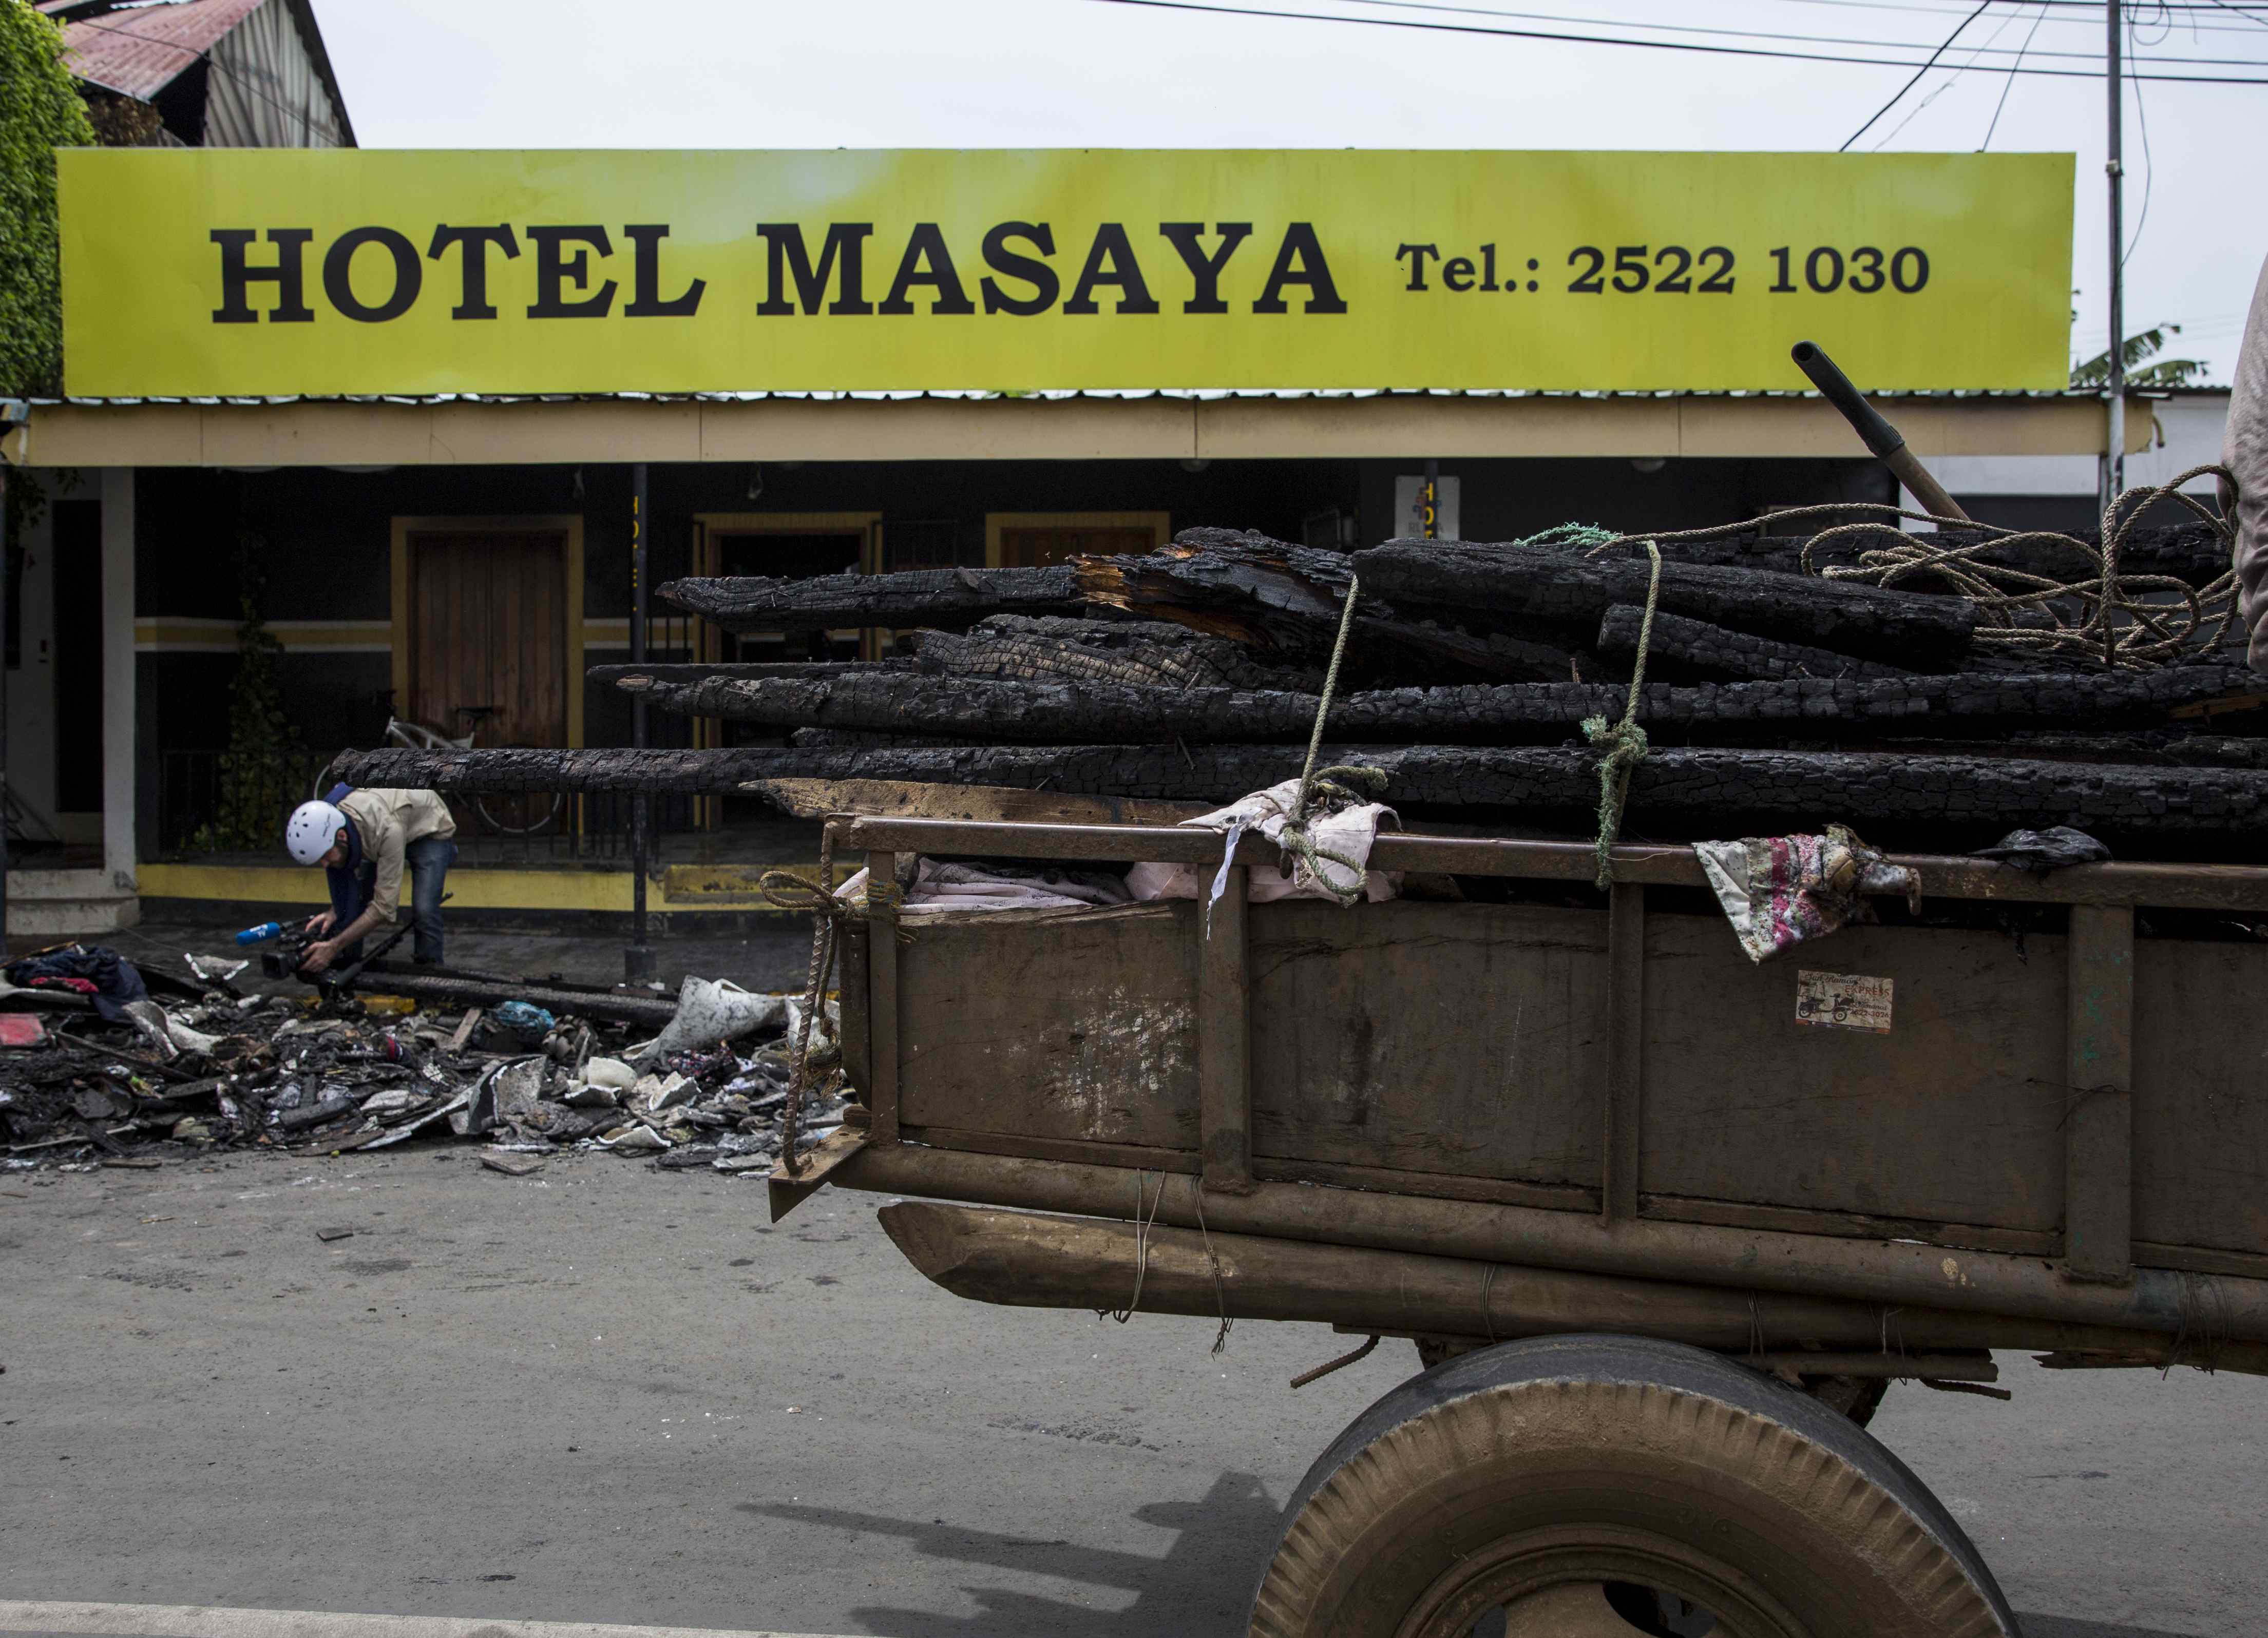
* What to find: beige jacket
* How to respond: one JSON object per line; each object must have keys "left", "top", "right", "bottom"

{"left": 340, "top": 787, "right": 455, "bottom": 922}
{"left": 2228, "top": 254, "right": 2268, "bottom": 669}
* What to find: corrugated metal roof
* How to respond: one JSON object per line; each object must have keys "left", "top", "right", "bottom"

{"left": 47, "top": 0, "right": 266, "bottom": 101}
{"left": 32, "top": 386, "right": 2218, "bottom": 408}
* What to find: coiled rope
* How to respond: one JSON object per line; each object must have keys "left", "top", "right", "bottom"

{"left": 1584, "top": 467, "right": 2241, "bottom": 672}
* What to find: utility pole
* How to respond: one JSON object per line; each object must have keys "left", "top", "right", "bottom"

{"left": 0, "top": 451, "right": 11, "bottom": 961}
{"left": 625, "top": 463, "right": 656, "bottom": 984}
{"left": 2103, "top": 0, "right": 2125, "bottom": 512}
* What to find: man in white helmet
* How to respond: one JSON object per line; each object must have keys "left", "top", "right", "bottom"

{"left": 285, "top": 785, "right": 458, "bottom": 973}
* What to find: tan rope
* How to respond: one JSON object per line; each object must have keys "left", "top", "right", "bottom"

{"left": 758, "top": 849, "right": 911, "bottom": 1178}
{"left": 1585, "top": 467, "right": 2241, "bottom": 672}
{"left": 1189, "top": 1177, "right": 1233, "bottom": 1356}
{"left": 1102, "top": 1171, "right": 1164, "bottom": 1324}
{"left": 1274, "top": 572, "right": 1387, "bottom": 906}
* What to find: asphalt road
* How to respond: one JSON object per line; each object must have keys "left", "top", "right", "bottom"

{"left": 2, "top": 1148, "right": 2260, "bottom": 1638}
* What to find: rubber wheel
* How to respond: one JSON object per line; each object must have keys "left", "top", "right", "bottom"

{"left": 1250, "top": 1334, "right": 2014, "bottom": 1638}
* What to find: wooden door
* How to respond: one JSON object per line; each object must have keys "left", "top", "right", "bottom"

{"left": 406, "top": 529, "right": 569, "bottom": 747}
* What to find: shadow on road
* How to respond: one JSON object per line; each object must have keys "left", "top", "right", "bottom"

{"left": 2021, "top": 1618, "right": 2208, "bottom": 1638}
{"left": 746, "top": 1468, "right": 1283, "bottom": 1636}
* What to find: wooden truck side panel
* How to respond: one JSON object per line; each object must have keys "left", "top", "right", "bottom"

{"left": 837, "top": 822, "right": 2268, "bottom": 1278}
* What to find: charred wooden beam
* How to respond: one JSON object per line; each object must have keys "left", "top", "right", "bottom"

{"left": 744, "top": 777, "right": 1213, "bottom": 825}
{"left": 1596, "top": 605, "right": 1915, "bottom": 683}
{"left": 916, "top": 615, "right": 1322, "bottom": 692}
{"left": 658, "top": 566, "right": 1084, "bottom": 633}
{"left": 587, "top": 660, "right": 913, "bottom": 686}
{"left": 335, "top": 740, "right": 2268, "bottom": 841}
{"left": 613, "top": 662, "right": 2250, "bottom": 747}
{"left": 1076, "top": 531, "right": 1580, "bottom": 682}
{"left": 1615, "top": 522, "right": 2228, "bottom": 590}
{"left": 1355, "top": 539, "right": 1978, "bottom": 668}
{"left": 334, "top": 967, "right": 680, "bottom": 1026}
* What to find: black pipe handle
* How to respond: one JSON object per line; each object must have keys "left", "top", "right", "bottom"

{"left": 1790, "top": 340, "right": 1905, "bottom": 459}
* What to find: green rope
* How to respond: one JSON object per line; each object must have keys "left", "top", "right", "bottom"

{"left": 1580, "top": 540, "right": 1662, "bottom": 892}
{"left": 1276, "top": 572, "right": 1388, "bottom": 908}
{"left": 1511, "top": 521, "right": 1620, "bottom": 552}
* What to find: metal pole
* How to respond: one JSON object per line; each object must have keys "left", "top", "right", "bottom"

{"left": 0, "top": 457, "right": 11, "bottom": 961}
{"left": 2104, "top": 0, "right": 2126, "bottom": 511}
{"left": 625, "top": 462, "right": 656, "bottom": 983}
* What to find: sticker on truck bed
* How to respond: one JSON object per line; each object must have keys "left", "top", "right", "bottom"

{"left": 1795, "top": 970, "right": 1893, "bottom": 1033}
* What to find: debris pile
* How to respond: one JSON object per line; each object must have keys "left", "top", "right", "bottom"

{"left": 0, "top": 946, "right": 842, "bottom": 1175}
{"left": 339, "top": 502, "right": 2268, "bottom": 858}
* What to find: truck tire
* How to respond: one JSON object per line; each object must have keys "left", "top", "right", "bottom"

{"left": 1250, "top": 1334, "right": 2014, "bottom": 1638}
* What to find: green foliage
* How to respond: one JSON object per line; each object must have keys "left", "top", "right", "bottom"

{"left": 2071, "top": 323, "right": 2207, "bottom": 390}
{"left": 0, "top": 0, "right": 96, "bottom": 399}
{"left": 188, "top": 537, "right": 314, "bottom": 853}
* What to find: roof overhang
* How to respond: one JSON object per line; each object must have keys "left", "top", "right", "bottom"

{"left": 2, "top": 390, "right": 2153, "bottom": 470}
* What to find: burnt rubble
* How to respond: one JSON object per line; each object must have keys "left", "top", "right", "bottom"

{"left": 0, "top": 954, "right": 842, "bottom": 1178}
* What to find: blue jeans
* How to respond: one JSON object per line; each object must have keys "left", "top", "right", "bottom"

{"left": 405, "top": 835, "right": 457, "bottom": 964}
{"left": 341, "top": 838, "right": 456, "bottom": 967}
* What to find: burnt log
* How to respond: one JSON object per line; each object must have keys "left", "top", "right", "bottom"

{"left": 659, "top": 566, "right": 1085, "bottom": 633}
{"left": 613, "top": 662, "right": 2250, "bottom": 747}
{"left": 334, "top": 741, "right": 2268, "bottom": 844}
{"left": 743, "top": 776, "right": 1214, "bottom": 825}
{"left": 1597, "top": 522, "right": 2229, "bottom": 589}
{"left": 587, "top": 660, "right": 913, "bottom": 686}
{"left": 1597, "top": 605, "right": 1916, "bottom": 683}
{"left": 1355, "top": 539, "right": 1978, "bottom": 668}
{"left": 788, "top": 726, "right": 994, "bottom": 749}
{"left": 1076, "top": 532, "right": 1580, "bottom": 682}
{"left": 917, "top": 615, "right": 1322, "bottom": 692}
{"left": 339, "top": 966, "right": 680, "bottom": 1026}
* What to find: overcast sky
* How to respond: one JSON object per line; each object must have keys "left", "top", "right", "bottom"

{"left": 309, "top": 0, "right": 2267, "bottom": 383}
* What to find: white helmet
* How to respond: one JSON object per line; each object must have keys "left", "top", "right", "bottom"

{"left": 286, "top": 800, "right": 348, "bottom": 865}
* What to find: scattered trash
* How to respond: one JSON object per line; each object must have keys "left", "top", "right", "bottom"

{"left": 479, "top": 1150, "right": 546, "bottom": 1177}
{"left": 1695, "top": 826, "right": 1922, "bottom": 963}
{"left": 1973, "top": 825, "right": 2113, "bottom": 874}
{"left": 3, "top": 945, "right": 149, "bottom": 1024}
{"left": 488, "top": 1000, "right": 557, "bottom": 1042}
{"left": 636, "top": 978, "right": 787, "bottom": 1067}
{"left": 315, "top": 1226, "right": 356, "bottom": 1242}
{"left": 0, "top": 948, "right": 846, "bottom": 1181}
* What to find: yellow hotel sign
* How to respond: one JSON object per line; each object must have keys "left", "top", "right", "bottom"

{"left": 60, "top": 148, "right": 2072, "bottom": 397}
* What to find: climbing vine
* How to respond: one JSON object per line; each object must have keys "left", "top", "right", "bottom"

{"left": 190, "top": 537, "right": 313, "bottom": 852}
{"left": 0, "top": 0, "right": 95, "bottom": 401}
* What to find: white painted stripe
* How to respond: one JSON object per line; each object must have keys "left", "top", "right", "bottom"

{"left": 0, "top": 1604, "right": 855, "bottom": 1638}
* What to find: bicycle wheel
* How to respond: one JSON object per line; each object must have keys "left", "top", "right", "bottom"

{"left": 471, "top": 773, "right": 566, "bottom": 836}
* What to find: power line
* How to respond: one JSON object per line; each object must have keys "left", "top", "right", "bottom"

{"left": 1980, "top": 3, "right": 2050, "bottom": 146}
{"left": 1869, "top": 2, "right": 2025, "bottom": 147}
{"left": 1080, "top": 0, "right": 2268, "bottom": 79}
{"left": 2124, "top": 15, "right": 2155, "bottom": 266}
{"left": 1329, "top": 0, "right": 2265, "bottom": 64}
{"left": 1778, "top": 0, "right": 2266, "bottom": 30}
{"left": 1841, "top": 0, "right": 1992, "bottom": 149}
